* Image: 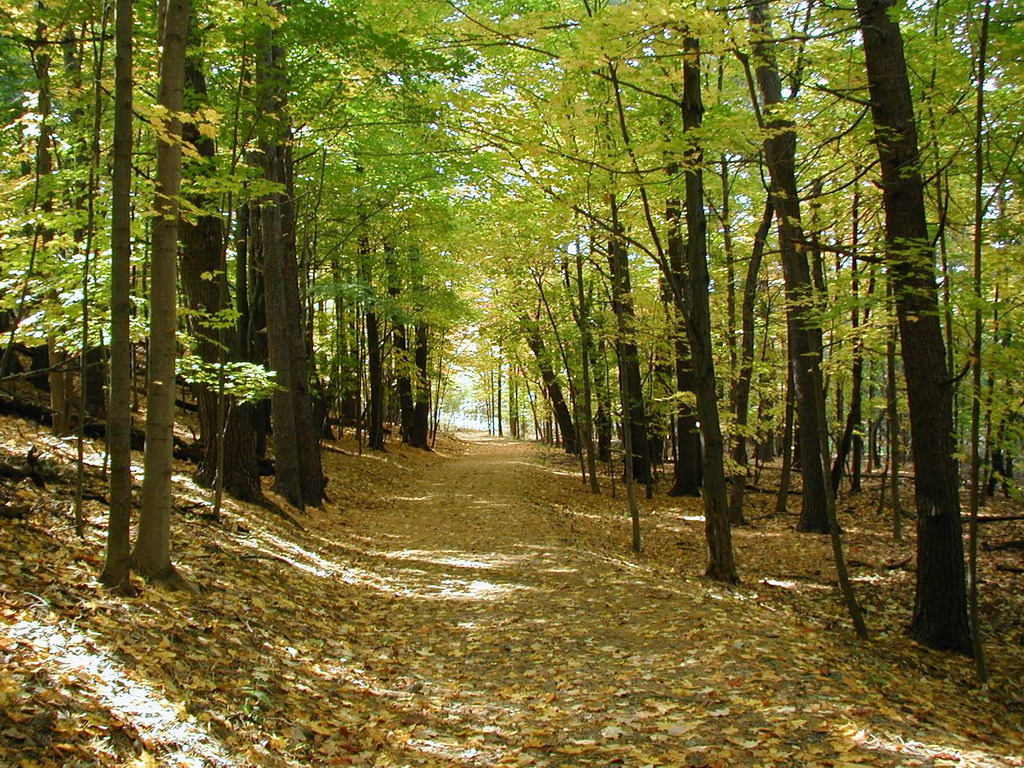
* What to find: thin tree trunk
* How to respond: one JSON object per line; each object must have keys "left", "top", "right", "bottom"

{"left": 133, "top": 0, "right": 191, "bottom": 587}
{"left": 680, "top": 36, "right": 737, "bottom": 582}
{"left": 100, "top": 0, "right": 134, "bottom": 592}
{"left": 522, "top": 315, "right": 577, "bottom": 454}
{"left": 729, "top": 200, "right": 773, "bottom": 521}
{"left": 666, "top": 195, "right": 702, "bottom": 498}
{"left": 607, "top": 197, "right": 651, "bottom": 486}
{"left": 571, "top": 245, "right": 601, "bottom": 493}
{"left": 967, "top": 0, "right": 992, "bottom": 680}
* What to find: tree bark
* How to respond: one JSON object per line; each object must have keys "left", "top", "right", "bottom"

{"left": 255, "top": 31, "right": 324, "bottom": 507}
{"left": 666, "top": 196, "right": 702, "bottom": 498}
{"left": 361, "top": 238, "right": 386, "bottom": 451}
{"left": 749, "top": 0, "right": 829, "bottom": 533}
{"left": 101, "top": 0, "right": 134, "bottom": 592}
{"left": 680, "top": 36, "right": 737, "bottom": 582}
{"left": 857, "top": 0, "right": 971, "bottom": 653}
{"left": 730, "top": 201, "right": 773, "bottom": 520}
{"left": 180, "top": 27, "right": 261, "bottom": 503}
{"left": 133, "top": 0, "right": 191, "bottom": 585}
{"left": 607, "top": 199, "right": 651, "bottom": 485}
{"left": 522, "top": 315, "right": 577, "bottom": 454}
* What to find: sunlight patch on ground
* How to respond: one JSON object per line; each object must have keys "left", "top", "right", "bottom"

{"left": 758, "top": 578, "right": 834, "bottom": 592}
{"left": 843, "top": 722, "right": 1020, "bottom": 768}
{"left": 248, "top": 530, "right": 343, "bottom": 577}
{"left": 381, "top": 549, "right": 529, "bottom": 570}
{"left": 247, "top": 531, "right": 531, "bottom": 602}
{"left": 5, "top": 617, "right": 236, "bottom": 767}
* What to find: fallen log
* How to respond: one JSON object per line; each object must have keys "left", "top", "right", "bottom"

{"left": 983, "top": 540, "right": 1024, "bottom": 552}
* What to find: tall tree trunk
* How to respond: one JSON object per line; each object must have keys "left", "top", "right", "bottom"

{"left": 133, "top": 0, "right": 190, "bottom": 586}
{"left": 857, "top": 0, "right": 971, "bottom": 654}
{"left": 680, "top": 36, "right": 737, "bottom": 582}
{"left": 409, "top": 320, "right": 431, "bottom": 449}
{"left": 180, "top": 25, "right": 261, "bottom": 502}
{"left": 256, "top": 31, "right": 324, "bottom": 507}
{"left": 100, "top": 0, "right": 134, "bottom": 592}
{"left": 29, "top": 29, "right": 69, "bottom": 437}
{"left": 666, "top": 195, "right": 702, "bottom": 498}
{"left": 361, "top": 238, "right": 386, "bottom": 451}
{"left": 386, "top": 245, "right": 414, "bottom": 442}
{"left": 729, "top": 201, "right": 773, "bottom": 520}
{"left": 749, "top": 0, "right": 829, "bottom": 533}
{"left": 607, "top": 198, "right": 651, "bottom": 486}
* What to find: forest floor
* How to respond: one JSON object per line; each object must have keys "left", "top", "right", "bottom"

{"left": 1, "top": 420, "right": 1024, "bottom": 767}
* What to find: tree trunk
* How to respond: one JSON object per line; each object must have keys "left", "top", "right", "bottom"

{"left": 255, "top": 32, "right": 324, "bottom": 507}
{"left": 409, "top": 320, "right": 431, "bottom": 449}
{"left": 729, "top": 201, "right": 772, "bottom": 520}
{"left": 607, "top": 199, "right": 651, "bottom": 485}
{"left": 857, "top": 0, "right": 971, "bottom": 654}
{"left": 361, "top": 238, "right": 386, "bottom": 451}
{"left": 749, "top": 0, "right": 829, "bottom": 533}
{"left": 679, "top": 36, "right": 737, "bottom": 582}
{"left": 180, "top": 30, "right": 261, "bottom": 503}
{"left": 522, "top": 316, "right": 577, "bottom": 454}
{"left": 666, "top": 196, "right": 702, "bottom": 498}
{"left": 101, "top": 0, "right": 134, "bottom": 592}
{"left": 133, "top": 0, "right": 190, "bottom": 585}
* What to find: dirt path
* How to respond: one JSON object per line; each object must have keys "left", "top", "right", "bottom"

{"left": 2, "top": 428, "right": 1022, "bottom": 767}
{"left": 310, "top": 435, "right": 1021, "bottom": 767}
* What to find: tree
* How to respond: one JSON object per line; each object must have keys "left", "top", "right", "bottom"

{"left": 746, "top": 0, "right": 830, "bottom": 534}
{"left": 678, "top": 35, "right": 737, "bottom": 583}
{"left": 180, "top": 18, "right": 262, "bottom": 503}
{"left": 133, "top": 0, "right": 192, "bottom": 586}
{"left": 254, "top": 20, "right": 325, "bottom": 508}
{"left": 100, "top": 0, "right": 134, "bottom": 592}
{"left": 856, "top": 0, "right": 972, "bottom": 653}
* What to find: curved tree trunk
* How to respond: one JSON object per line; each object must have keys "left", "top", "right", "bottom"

{"left": 522, "top": 316, "right": 577, "bottom": 455}
{"left": 729, "top": 201, "right": 773, "bottom": 521}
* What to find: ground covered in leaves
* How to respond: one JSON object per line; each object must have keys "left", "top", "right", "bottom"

{"left": 1, "top": 419, "right": 1023, "bottom": 767}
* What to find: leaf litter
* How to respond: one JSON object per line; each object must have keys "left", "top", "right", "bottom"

{"left": 1, "top": 419, "right": 1023, "bottom": 767}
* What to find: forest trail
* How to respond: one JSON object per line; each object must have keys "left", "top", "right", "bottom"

{"left": 2, "top": 428, "right": 1024, "bottom": 767}
{"left": 299, "top": 434, "right": 1021, "bottom": 767}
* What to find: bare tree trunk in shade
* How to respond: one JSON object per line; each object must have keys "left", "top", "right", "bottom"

{"left": 180, "top": 26, "right": 261, "bottom": 502}
{"left": 522, "top": 316, "right": 577, "bottom": 455}
{"left": 100, "top": 0, "right": 134, "bottom": 592}
{"left": 729, "top": 201, "right": 773, "bottom": 521}
{"left": 607, "top": 198, "right": 651, "bottom": 487}
{"left": 665, "top": 195, "right": 702, "bottom": 498}
{"left": 253, "top": 31, "right": 324, "bottom": 508}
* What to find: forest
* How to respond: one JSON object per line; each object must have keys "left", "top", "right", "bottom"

{"left": 1, "top": 0, "right": 1023, "bottom": 765}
